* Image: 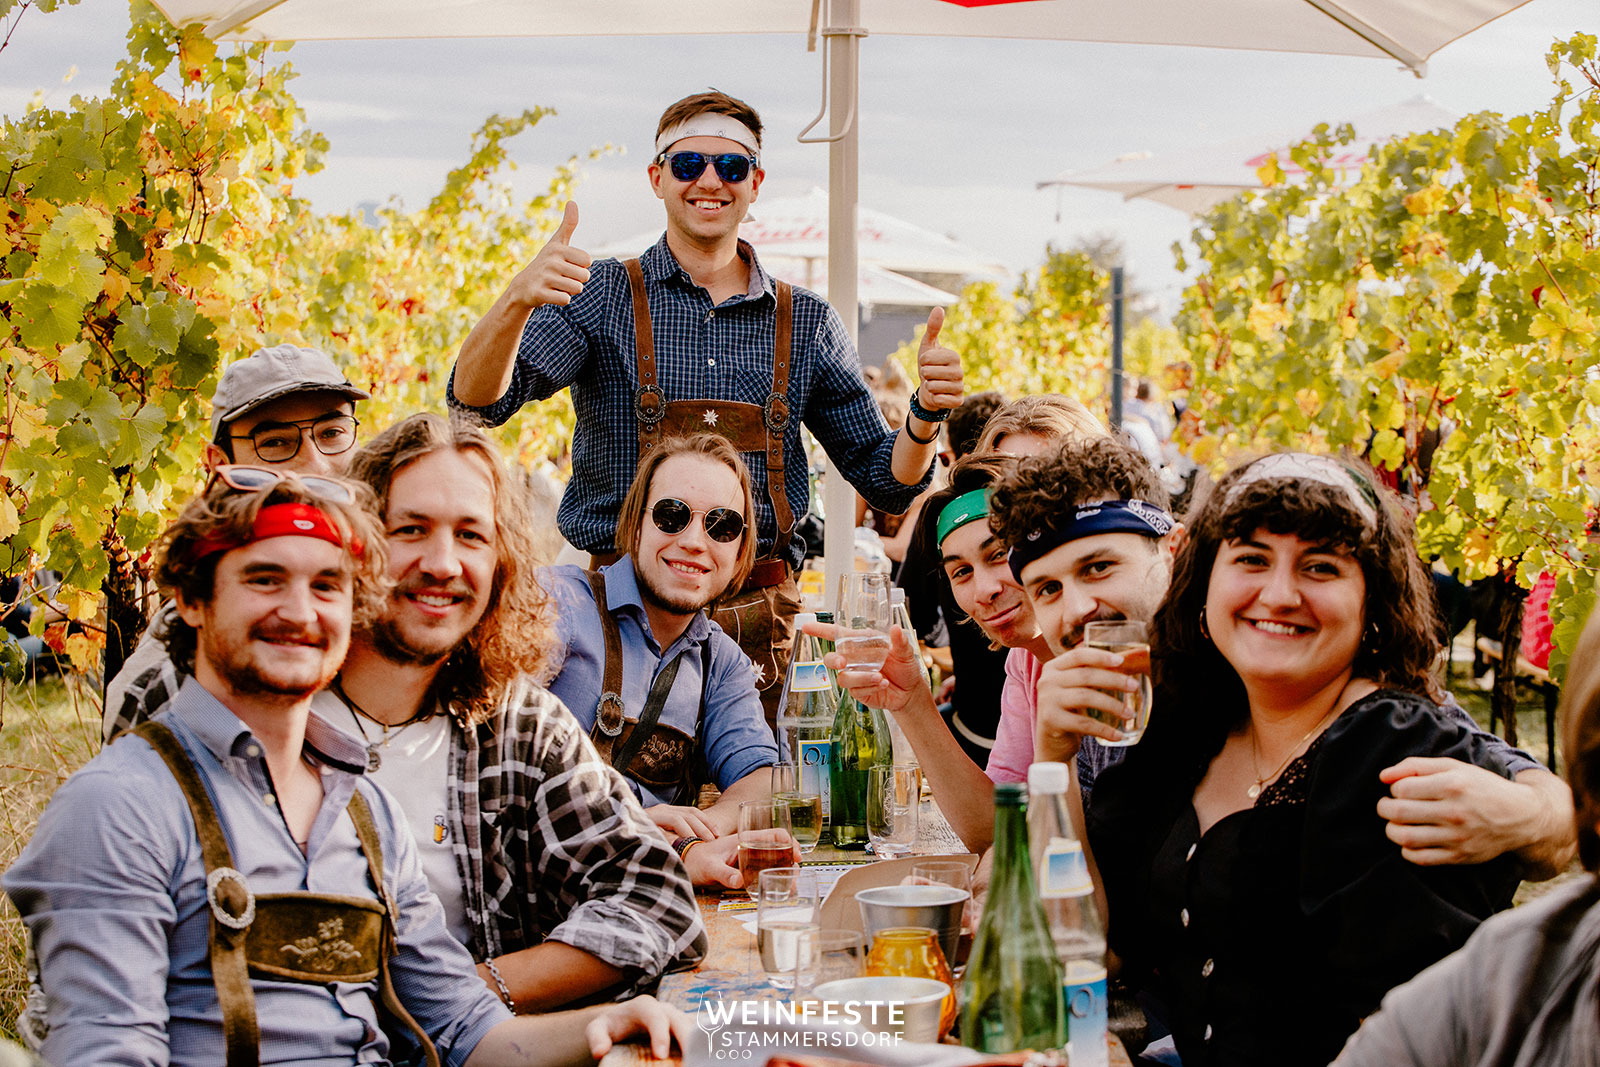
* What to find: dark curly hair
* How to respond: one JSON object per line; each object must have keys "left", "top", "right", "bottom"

{"left": 154, "top": 476, "right": 390, "bottom": 677}
{"left": 987, "top": 435, "right": 1167, "bottom": 552}
{"left": 1150, "top": 454, "right": 1443, "bottom": 743}
{"left": 348, "top": 413, "right": 557, "bottom": 725}
{"left": 1560, "top": 604, "right": 1600, "bottom": 871}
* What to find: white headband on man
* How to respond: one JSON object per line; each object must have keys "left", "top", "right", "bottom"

{"left": 655, "top": 113, "right": 760, "bottom": 157}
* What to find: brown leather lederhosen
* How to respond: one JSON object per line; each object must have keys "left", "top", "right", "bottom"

{"left": 623, "top": 256, "right": 795, "bottom": 578}
{"left": 619, "top": 259, "right": 804, "bottom": 736}
{"left": 133, "top": 721, "right": 441, "bottom": 1067}
{"left": 584, "top": 568, "right": 710, "bottom": 805}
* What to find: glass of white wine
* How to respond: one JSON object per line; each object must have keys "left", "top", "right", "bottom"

{"left": 756, "top": 867, "right": 818, "bottom": 990}
{"left": 1082, "top": 619, "right": 1152, "bottom": 745}
{"left": 772, "top": 761, "right": 822, "bottom": 854}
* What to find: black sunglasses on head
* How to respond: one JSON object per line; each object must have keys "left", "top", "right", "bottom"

{"left": 659, "top": 151, "right": 757, "bottom": 184}
{"left": 649, "top": 498, "right": 746, "bottom": 544}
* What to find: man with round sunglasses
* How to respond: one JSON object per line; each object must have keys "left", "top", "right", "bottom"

{"left": 543, "top": 434, "right": 781, "bottom": 890}
{"left": 107, "top": 416, "right": 707, "bottom": 1015}
{"left": 105, "top": 343, "right": 369, "bottom": 738}
{"left": 451, "top": 89, "right": 964, "bottom": 734}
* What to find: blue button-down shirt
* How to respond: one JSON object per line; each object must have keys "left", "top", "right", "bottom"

{"left": 544, "top": 557, "right": 780, "bottom": 807}
{"left": 4, "top": 678, "right": 509, "bottom": 1067}
{"left": 449, "top": 236, "right": 930, "bottom": 568}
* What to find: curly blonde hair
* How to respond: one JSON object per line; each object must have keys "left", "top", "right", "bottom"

{"left": 348, "top": 413, "right": 557, "bottom": 724}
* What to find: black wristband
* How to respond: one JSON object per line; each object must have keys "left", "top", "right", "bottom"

{"left": 908, "top": 389, "right": 949, "bottom": 425}
{"left": 903, "top": 419, "right": 939, "bottom": 445}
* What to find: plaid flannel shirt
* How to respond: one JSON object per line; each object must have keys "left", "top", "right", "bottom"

{"left": 106, "top": 657, "right": 705, "bottom": 997}
{"left": 447, "top": 235, "right": 931, "bottom": 567}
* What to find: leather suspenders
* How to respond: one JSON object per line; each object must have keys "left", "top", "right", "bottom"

{"left": 133, "top": 721, "right": 441, "bottom": 1067}
{"left": 624, "top": 257, "right": 796, "bottom": 560}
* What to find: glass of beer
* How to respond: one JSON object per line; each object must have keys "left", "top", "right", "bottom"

{"left": 756, "top": 867, "right": 818, "bottom": 989}
{"left": 772, "top": 761, "right": 822, "bottom": 854}
{"left": 1082, "top": 619, "right": 1153, "bottom": 746}
{"left": 836, "top": 572, "right": 893, "bottom": 675}
{"left": 737, "top": 799, "right": 795, "bottom": 899}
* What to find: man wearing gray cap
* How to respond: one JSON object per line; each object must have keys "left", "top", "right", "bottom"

{"left": 103, "top": 343, "right": 368, "bottom": 737}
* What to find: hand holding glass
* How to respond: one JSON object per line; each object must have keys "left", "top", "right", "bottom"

{"left": 756, "top": 867, "right": 819, "bottom": 990}
{"left": 836, "top": 572, "right": 893, "bottom": 675}
{"left": 737, "top": 800, "right": 795, "bottom": 898}
{"left": 1082, "top": 619, "right": 1152, "bottom": 746}
{"left": 868, "top": 764, "right": 921, "bottom": 858}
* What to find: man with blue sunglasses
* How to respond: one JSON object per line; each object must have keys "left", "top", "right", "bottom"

{"left": 451, "top": 90, "right": 964, "bottom": 734}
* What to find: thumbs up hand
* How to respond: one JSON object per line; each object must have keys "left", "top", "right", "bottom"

{"left": 510, "top": 201, "right": 592, "bottom": 310}
{"left": 913, "top": 307, "right": 964, "bottom": 415}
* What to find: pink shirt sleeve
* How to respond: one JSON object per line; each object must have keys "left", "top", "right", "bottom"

{"left": 985, "top": 648, "right": 1042, "bottom": 784}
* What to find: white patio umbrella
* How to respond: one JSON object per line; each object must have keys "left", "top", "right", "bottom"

{"left": 151, "top": 0, "right": 1539, "bottom": 596}
{"left": 1039, "top": 95, "right": 1460, "bottom": 214}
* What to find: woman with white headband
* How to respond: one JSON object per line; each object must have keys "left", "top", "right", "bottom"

{"left": 1083, "top": 452, "right": 1523, "bottom": 1067}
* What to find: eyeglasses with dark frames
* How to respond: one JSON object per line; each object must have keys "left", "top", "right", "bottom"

{"left": 649, "top": 497, "right": 746, "bottom": 544}
{"left": 229, "top": 412, "right": 360, "bottom": 463}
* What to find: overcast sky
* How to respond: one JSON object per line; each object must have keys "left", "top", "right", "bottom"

{"left": 4, "top": 0, "right": 1596, "bottom": 314}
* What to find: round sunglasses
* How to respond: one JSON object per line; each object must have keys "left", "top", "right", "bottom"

{"left": 208, "top": 464, "right": 357, "bottom": 505}
{"left": 658, "top": 150, "right": 757, "bottom": 184}
{"left": 649, "top": 497, "right": 746, "bottom": 544}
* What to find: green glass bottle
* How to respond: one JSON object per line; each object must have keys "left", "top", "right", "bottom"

{"left": 826, "top": 652, "right": 889, "bottom": 849}
{"left": 960, "top": 783, "right": 1064, "bottom": 1052}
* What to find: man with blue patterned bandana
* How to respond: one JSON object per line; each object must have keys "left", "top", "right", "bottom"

{"left": 450, "top": 90, "right": 965, "bottom": 728}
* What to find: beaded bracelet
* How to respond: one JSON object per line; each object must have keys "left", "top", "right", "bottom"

{"left": 485, "top": 957, "right": 516, "bottom": 1012}
{"left": 908, "top": 388, "right": 949, "bottom": 425}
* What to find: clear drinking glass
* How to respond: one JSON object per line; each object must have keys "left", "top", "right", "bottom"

{"left": 1081, "top": 619, "right": 1153, "bottom": 746}
{"left": 867, "top": 763, "right": 921, "bottom": 858}
{"left": 912, "top": 861, "right": 975, "bottom": 977}
{"left": 756, "top": 867, "right": 819, "bottom": 990}
{"left": 737, "top": 799, "right": 795, "bottom": 899}
{"left": 772, "top": 761, "right": 822, "bottom": 854}
{"left": 793, "top": 928, "right": 866, "bottom": 997}
{"left": 836, "top": 571, "right": 893, "bottom": 676}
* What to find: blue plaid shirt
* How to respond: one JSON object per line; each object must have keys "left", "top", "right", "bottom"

{"left": 448, "top": 235, "right": 930, "bottom": 567}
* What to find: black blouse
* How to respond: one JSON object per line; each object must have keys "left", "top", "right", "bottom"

{"left": 1087, "top": 689, "right": 1522, "bottom": 1067}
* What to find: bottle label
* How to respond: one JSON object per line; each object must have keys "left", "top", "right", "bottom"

{"left": 798, "top": 738, "right": 832, "bottom": 818}
{"left": 1039, "top": 839, "right": 1093, "bottom": 898}
{"left": 790, "top": 660, "right": 830, "bottom": 692}
{"left": 1063, "top": 962, "right": 1109, "bottom": 1067}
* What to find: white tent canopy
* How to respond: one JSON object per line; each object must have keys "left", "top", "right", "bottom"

{"left": 1039, "top": 95, "right": 1461, "bottom": 214}
{"left": 155, "top": 1, "right": 1535, "bottom": 78}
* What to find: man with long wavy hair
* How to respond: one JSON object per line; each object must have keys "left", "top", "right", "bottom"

{"left": 108, "top": 413, "right": 705, "bottom": 1016}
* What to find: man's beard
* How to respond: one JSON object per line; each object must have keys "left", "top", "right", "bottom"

{"left": 209, "top": 620, "right": 336, "bottom": 699}
{"left": 367, "top": 614, "right": 459, "bottom": 668}
{"left": 637, "top": 566, "right": 722, "bottom": 618}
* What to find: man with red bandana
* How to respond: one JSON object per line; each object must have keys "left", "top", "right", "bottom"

{"left": 450, "top": 90, "right": 965, "bottom": 733}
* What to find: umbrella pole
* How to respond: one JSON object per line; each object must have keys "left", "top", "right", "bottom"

{"left": 1110, "top": 265, "right": 1125, "bottom": 430}
{"left": 821, "top": 0, "right": 864, "bottom": 605}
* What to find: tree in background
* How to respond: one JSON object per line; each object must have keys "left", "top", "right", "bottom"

{"left": 0, "top": 1, "right": 586, "bottom": 685}
{"left": 1175, "top": 34, "right": 1600, "bottom": 699}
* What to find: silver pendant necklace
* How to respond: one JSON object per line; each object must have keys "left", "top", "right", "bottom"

{"left": 333, "top": 677, "right": 424, "bottom": 773}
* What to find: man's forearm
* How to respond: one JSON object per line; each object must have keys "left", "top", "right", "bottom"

{"left": 454, "top": 296, "right": 533, "bottom": 407}
{"left": 484, "top": 942, "right": 627, "bottom": 1014}
{"left": 1511, "top": 767, "right": 1577, "bottom": 879}
{"left": 702, "top": 768, "right": 774, "bottom": 836}
{"left": 889, "top": 423, "right": 939, "bottom": 486}
{"left": 892, "top": 685, "right": 996, "bottom": 851}
{"left": 466, "top": 1004, "right": 608, "bottom": 1067}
